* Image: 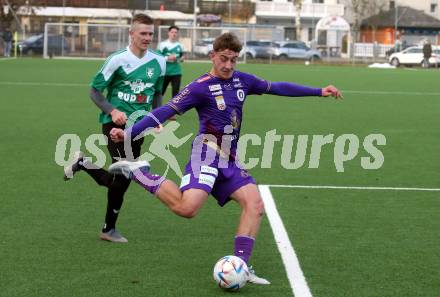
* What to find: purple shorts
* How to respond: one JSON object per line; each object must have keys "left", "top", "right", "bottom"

{"left": 179, "top": 162, "right": 255, "bottom": 207}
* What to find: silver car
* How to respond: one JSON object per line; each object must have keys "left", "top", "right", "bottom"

{"left": 276, "top": 41, "right": 321, "bottom": 61}
{"left": 244, "top": 40, "right": 281, "bottom": 59}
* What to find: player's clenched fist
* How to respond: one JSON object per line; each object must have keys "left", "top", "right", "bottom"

{"left": 110, "top": 128, "right": 125, "bottom": 143}
{"left": 321, "top": 85, "right": 343, "bottom": 99}
{"left": 110, "top": 109, "right": 127, "bottom": 125}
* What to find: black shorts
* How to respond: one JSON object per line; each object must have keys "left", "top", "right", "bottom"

{"left": 102, "top": 122, "right": 144, "bottom": 163}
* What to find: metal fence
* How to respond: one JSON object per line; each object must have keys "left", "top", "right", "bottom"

{"left": 44, "top": 23, "right": 130, "bottom": 59}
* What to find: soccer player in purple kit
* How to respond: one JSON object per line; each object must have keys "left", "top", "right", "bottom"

{"left": 108, "top": 32, "right": 343, "bottom": 284}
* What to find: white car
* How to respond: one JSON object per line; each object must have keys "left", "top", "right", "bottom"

{"left": 389, "top": 46, "right": 440, "bottom": 67}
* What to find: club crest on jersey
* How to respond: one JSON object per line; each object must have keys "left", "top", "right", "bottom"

{"left": 215, "top": 95, "right": 226, "bottom": 110}
{"left": 236, "top": 89, "right": 245, "bottom": 101}
{"left": 147, "top": 68, "right": 154, "bottom": 78}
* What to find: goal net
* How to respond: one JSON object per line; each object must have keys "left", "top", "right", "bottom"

{"left": 43, "top": 23, "right": 247, "bottom": 62}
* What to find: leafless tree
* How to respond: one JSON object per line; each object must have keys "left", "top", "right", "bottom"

{"left": 294, "top": 0, "right": 302, "bottom": 41}
{"left": 346, "top": 0, "right": 387, "bottom": 41}
{"left": 0, "top": 0, "right": 35, "bottom": 31}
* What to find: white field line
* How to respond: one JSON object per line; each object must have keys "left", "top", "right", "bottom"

{"left": 342, "top": 90, "right": 440, "bottom": 96}
{"left": 0, "top": 58, "right": 17, "bottom": 62}
{"left": 264, "top": 184, "right": 440, "bottom": 192}
{"left": 0, "top": 80, "right": 440, "bottom": 96}
{"left": 258, "top": 185, "right": 313, "bottom": 297}
{"left": 0, "top": 81, "right": 87, "bottom": 87}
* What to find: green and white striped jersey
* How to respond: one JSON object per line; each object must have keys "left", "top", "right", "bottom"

{"left": 91, "top": 47, "right": 166, "bottom": 124}
{"left": 157, "top": 40, "right": 185, "bottom": 76}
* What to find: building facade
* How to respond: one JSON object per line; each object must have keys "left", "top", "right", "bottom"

{"left": 254, "top": 0, "right": 345, "bottom": 41}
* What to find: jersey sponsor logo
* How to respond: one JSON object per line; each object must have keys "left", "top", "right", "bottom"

{"left": 147, "top": 68, "right": 155, "bottom": 79}
{"left": 211, "top": 90, "right": 223, "bottom": 96}
{"left": 198, "top": 173, "right": 216, "bottom": 188}
{"left": 123, "top": 79, "right": 154, "bottom": 94}
{"left": 201, "top": 165, "right": 218, "bottom": 177}
{"left": 117, "top": 92, "right": 150, "bottom": 103}
{"left": 209, "top": 84, "right": 222, "bottom": 91}
{"left": 237, "top": 89, "right": 245, "bottom": 101}
{"left": 172, "top": 87, "right": 190, "bottom": 104}
{"left": 215, "top": 95, "right": 226, "bottom": 110}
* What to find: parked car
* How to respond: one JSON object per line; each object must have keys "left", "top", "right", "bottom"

{"left": 276, "top": 41, "right": 321, "bottom": 61}
{"left": 193, "top": 37, "right": 215, "bottom": 57}
{"left": 18, "top": 34, "right": 69, "bottom": 56}
{"left": 389, "top": 46, "right": 440, "bottom": 67}
{"left": 385, "top": 43, "right": 413, "bottom": 58}
{"left": 193, "top": 37, "right": 245, "bottom": 58}
{"left": 244, "top": 40, "right": 280, "bottom": 59}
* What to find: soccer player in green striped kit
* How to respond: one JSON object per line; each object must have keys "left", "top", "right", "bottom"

{"left": 63, "top": 14, "right": 166, "bottom": 243}
{"left": 157, "top": 26, "right": 186, "bottom": 105}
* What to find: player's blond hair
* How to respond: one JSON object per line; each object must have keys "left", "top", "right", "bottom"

{"left": 131, "top": 14, "right": 154, "bottom": 29}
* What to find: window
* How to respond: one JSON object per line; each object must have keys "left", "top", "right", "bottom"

{"left": 431, "top": 3, "right": 437, "bottom": 13}
{"left": 308, "top": 27, "right": 314, "bottom": 41}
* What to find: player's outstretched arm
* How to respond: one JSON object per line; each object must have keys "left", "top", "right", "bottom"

{"left": 265, "top": 82, "right": 342, "bottom": 99}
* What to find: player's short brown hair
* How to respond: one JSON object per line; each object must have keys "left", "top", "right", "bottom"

{"left": 131, "top": 13, "right": 154, "bottom": 27}
{"left": 213, "top": 32, "right": 242, "bottom": 53}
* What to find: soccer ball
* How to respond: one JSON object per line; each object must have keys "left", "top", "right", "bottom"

{"left": 213, "top": 255, "right": 249, "bottom": 291}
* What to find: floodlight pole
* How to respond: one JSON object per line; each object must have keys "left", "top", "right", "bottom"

{"left": 394, "top": 6, "right": 398, "bottom": 52}
{"left": 193, "top": 0, "right": 197, "bottom": 59}
{"left": 229, "top": 0, "right": 232, "bottom": 24}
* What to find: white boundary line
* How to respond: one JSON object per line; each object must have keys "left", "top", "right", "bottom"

{"left": 259, "top": 183, "right": 440, "bottom": 297}
{"left": 258, "top": 185, "right": 313, "bottom": 297}
{"left": 264, "top": 184, "right": 440, "bottom": 192}
{"left": 0, "top": 81, "right": 87, "bottom": 87}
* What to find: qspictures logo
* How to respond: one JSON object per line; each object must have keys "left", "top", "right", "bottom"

{"left": 55, "top": 111, "right": 386, "bottom": 181}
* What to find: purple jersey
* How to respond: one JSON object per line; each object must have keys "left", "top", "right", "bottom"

{"left": 167, "top": 71, "right": 269, "bottom": 161}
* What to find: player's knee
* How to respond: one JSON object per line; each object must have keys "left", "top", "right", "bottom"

{"left": 175, "top": 206, "right": 199, "bottom": 219}
{"left": 246, "top": 197, "right": 265, "bottom": 217}
{"left": 255, "top": 199, "right": 265, "bottom": 216}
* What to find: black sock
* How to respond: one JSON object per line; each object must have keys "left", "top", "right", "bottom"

{"left": 102, "top": 175, "right": 130, "bottom": 232}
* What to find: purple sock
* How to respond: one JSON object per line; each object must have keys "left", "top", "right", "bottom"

{"left": 234, "top": 236, "right": 255, "bottom": 264}
{"left": 131, "top": 168, "right": 165, "bottom": 195}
